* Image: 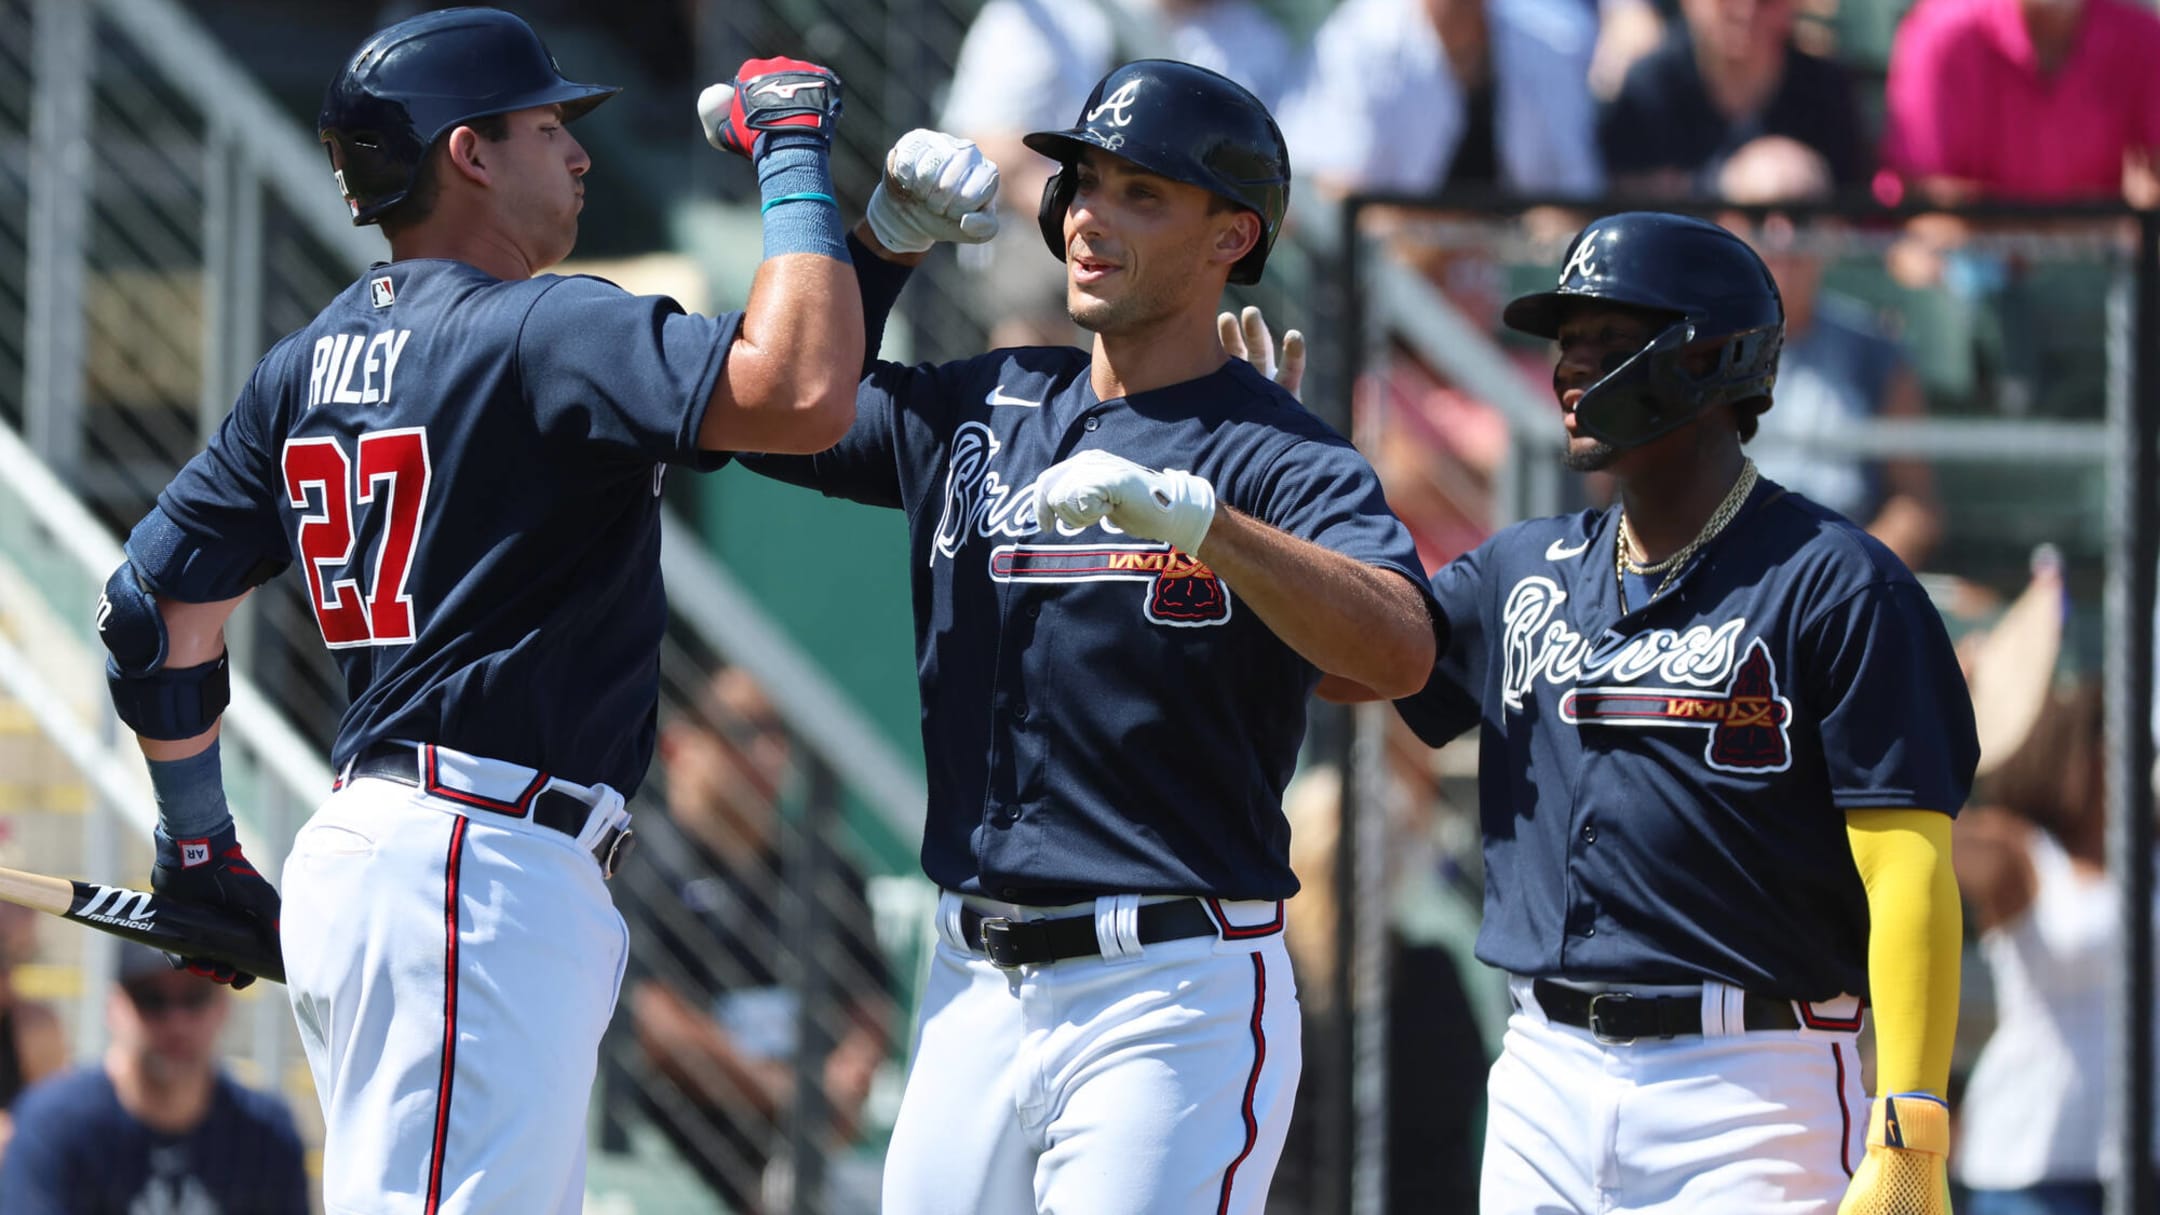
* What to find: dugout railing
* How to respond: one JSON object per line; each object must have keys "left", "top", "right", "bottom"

{"left": 1323, "top": 194, "right": 2157, "bottom": 1215}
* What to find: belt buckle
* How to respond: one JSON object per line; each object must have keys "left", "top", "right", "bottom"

{"left": 596, "top": 826, "right": 635, "bottom": 880}
{"left": 977, "top": 916, "right": 1023, "bottom": 969}
{"left": 1587, "top": 992, "right": 1637, "bottom": 1044}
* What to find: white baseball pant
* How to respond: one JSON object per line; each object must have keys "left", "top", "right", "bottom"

{"left": 1481, "top": 975, "right": 1868, "bottom": 1213}
{"left": 882, "top": 891, "right": 1303, "bottom": 1215}
{"left": 280, "top": 745, "right": 631, "bottom": 1215}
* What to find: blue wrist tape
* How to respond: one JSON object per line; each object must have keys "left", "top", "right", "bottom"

{"left": 757, "top": 146, "right": 848, "bottom": 263}
{"left": 147, "top": 736, "right": 234, "bottom": 840}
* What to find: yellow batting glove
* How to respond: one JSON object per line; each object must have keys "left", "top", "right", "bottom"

{"left": 1838, "top": 1093, "right": 1951, "bottom": 1214}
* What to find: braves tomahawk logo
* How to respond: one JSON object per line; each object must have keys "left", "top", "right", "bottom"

{"left": 1503, "top": 576, "right": 1791, "bottom": 772}
{"left": 934, "top": 422, "right": 1232, "bottom": 626}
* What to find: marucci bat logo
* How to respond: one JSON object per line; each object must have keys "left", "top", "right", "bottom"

{"left": 74, "top": 884, "right": 157, "bottom": 929}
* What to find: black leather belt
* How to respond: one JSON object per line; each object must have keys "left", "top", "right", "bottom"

{"left": 346, "top": 745, "right": 634, "bottom": 879}
{"left": 960, "top": 898, "right": 1220, "bottom": 969}
{"left": 1531, "top": 978, "right": 1801, "bottom": 1043}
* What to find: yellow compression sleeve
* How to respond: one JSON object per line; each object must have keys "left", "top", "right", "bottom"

{"left": 1845, "top": 808, "right": 1962, "bottom": 1098}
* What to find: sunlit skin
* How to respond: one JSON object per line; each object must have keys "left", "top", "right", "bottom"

{"left": 386, "top": 103, "right": 591, "bottom": 279}
{"left": 1060, "top": 148, "right": 1261, "bottom": 399}
{"left": 485, "top": 106, "right": 590, "bottom": 271}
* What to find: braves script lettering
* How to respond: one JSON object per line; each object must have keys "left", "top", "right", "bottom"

{"left": 932, "top": 422, "right": 1042, "bottom": 563}
{"left": 1500, "top": 576, "right": 1746, "bottom": 710}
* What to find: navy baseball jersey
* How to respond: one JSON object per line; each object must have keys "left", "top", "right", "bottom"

{"left": 751, "top": 335, "right": 1428, "bottom": 904}
{"left": 1398, "top": 480, "right": 1977, "bottom": 1000}
{"left": 0, "top": 1067, "right": 309, "bottom": 1214}
{"left": 143, "top": 260, "right": 738, "bottom": 792}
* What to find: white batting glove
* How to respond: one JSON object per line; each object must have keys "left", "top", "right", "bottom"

{"left": 864, "top": 129, "right": 1000, "bottom": 253}
{"left": 1034, "top": 450, "right": 1216, "bottom": 556}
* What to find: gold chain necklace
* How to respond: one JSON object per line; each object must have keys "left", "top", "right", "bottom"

{"left": 1615, "top": 459, "right": 1758, "bottom": 612}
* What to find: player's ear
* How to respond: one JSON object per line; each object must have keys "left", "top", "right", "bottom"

{"left": 444, "top": 125, "right": 491, "bottom": 186}
{"left": 1209, "top": 209, "right": 1261, "bottom": 270}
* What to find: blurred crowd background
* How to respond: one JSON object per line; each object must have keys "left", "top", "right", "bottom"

{"left": 0, "top": 0, "right": 2149, "bottom": 1210}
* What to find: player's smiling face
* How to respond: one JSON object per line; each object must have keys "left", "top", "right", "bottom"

{"left": 1060, "top": 149, "right": 1259, "bottom": 337}
{"left": 488, "top": 104, "right": 590, "bottom": 271}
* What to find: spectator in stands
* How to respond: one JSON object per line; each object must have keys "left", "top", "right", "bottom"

{"left": 1279, "top": 0, "right": 1607, "bottom": 201}
{"left": 622, "top": 665, "right": 892, "bottom": 1215}
{"left": 1951, "top": 558, "right": 2151, "bottom": 1213}
{"left": 0, "top": 855, "right": 66, "bottom": 1167}
{"left": 939, "top": 0, "right": 1294, "bottom": 347}
{"left": 1879, "top": 0, "right": 2160, "bottom": 206}
{"left": 1600, "top": 0, "right": 1866, "bottom": 199}
{"left": 0, "top": 942, "right": 307, "bottom": 1213}
{"left": 1717, "top": 137, "right": 1946, "bottom": 570}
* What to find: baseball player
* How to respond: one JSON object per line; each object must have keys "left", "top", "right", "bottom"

{"left": 746, "top": 59, "right": 1439, "bottom": 1214}
{"left": 1363, "top": 212, "right": 1977, "bottom": 1212}
{"left": 86, "top": 8, "right": 901, "bottom": 1211}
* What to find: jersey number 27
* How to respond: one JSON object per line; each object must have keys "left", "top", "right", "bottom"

{"left": 281, "top": 428, "right": 431, "bottom": 648}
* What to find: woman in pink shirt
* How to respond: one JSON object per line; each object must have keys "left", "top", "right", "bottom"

{"left": 1878, "top": 0, "right": 2160, "bottom": 205}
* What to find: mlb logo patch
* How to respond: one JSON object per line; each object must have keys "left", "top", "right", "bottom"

{"left": 369, "top": 274, "right": 396, "bottom": 309}
{"left": 179, "top": 840, "right": 211, "bottom": 868}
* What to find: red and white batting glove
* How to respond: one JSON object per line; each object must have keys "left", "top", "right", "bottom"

{"left": 697, "top": 57, "right": 843, "bottom": 162}
{"left": 865, "top": 129, "right": 1000, "bottom": 253}
{"left": 1035, "top": 450, "right": 1217, "bottom": 556}
{"left": 1837, "top": 1093, "right": 1951, "bottom": 1215}
{"left": 151, "top": 823, "right": 281, "bottom": 990}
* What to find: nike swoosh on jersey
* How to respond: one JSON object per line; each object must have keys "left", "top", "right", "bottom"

{"left": 986, "top": 386, "right": 1043, "bottom": 407}
{"left": 1545, "top": 538, "right": 1590, "bottom": 560}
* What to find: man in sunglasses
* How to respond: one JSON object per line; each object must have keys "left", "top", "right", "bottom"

{"left": 0, "top": 942, "right": 308, "bottom": 1213}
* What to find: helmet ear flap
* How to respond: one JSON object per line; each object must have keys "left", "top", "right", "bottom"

{"left": 1038, "top": 166, "right": 1076, "bottom": 267}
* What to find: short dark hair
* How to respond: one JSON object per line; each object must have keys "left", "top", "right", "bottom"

{"left": 379, "top": 112, "right": 512, "bottom": 237}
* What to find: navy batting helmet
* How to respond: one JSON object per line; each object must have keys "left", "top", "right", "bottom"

{"left": 1023, "top": 59, "right": 1290, "bottom": 286}
{"left": 1504, "top": 212, "right": 1784, "bottom": 449}
{"left": 318, "top": 7, "right": 619, "bottom": 226}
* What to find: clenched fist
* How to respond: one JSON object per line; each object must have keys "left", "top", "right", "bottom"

{"left": 697, "top": 58, "right": 843, "bottom": 161}
{"left": 865, "top": 129, "right": 1000, "bottom": 253}
{"left": 1035, "top": 449, "right": 1216, "bottom": 557}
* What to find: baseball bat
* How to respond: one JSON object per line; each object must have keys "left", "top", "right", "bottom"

{"left": 0, "top": 865, "right": 284, "bottom": 985}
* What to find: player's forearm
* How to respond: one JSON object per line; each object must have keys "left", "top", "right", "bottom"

{"left": 703, "top": 253, "right": 863, "bottom": 453}
{"left": 1197, "top": 508, "right": 1435, "bottom": 697}
{"left": 1846, "top": 808, "right": 1961, "bottom": 1097}
{"left": 135, "top": 594, "right": 245, "bottom": 762}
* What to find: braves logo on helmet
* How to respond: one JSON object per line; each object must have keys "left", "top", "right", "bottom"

{"left": 1084, "top": 80, "right": 1142, "bottom": 128}
{"left": 1559, "top": 232, "right": 1602, "bottom": 289}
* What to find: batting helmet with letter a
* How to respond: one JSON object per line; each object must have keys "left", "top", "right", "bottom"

{"left": 1503, "top": 211, "right": 1784, "bottom": 450}
{"left": 1023, "top": 59, "right": 1290, "bottom": 285}
{"left": 318, "top": 7, "right": 619, "bottom": 226}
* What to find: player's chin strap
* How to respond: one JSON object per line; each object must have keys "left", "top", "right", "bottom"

{"left": 1838, "top": 1092, "right": 1950, "bottom": 1215}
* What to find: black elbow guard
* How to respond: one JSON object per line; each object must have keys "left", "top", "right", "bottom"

{"left": 106, "top": 654, "right": 231, "bottom": 741}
